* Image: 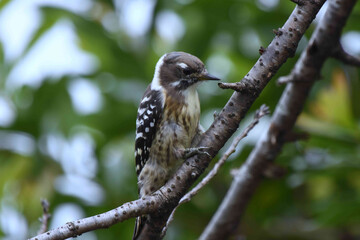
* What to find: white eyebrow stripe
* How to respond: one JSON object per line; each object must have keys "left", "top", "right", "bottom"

{"left": 151, "top": 54, "right": 166, "bottom": 90}
{"left": 177, "top": 62, "right": 189, "bottom": 69}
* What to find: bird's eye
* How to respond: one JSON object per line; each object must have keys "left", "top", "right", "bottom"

{"left": 182, "top": 68, "right": 192, "bottom": 75}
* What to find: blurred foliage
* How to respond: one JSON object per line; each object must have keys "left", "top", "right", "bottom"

{"left": 0, "top": 0, "right": 359, "bottom": 239}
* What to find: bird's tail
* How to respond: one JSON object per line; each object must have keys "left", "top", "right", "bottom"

{"left": 133, "top": 215, "right": 147, "bottom": 240}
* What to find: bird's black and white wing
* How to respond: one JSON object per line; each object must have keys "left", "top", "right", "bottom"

{"left": 135, "top": 85, "right": 163, "bottom": 176}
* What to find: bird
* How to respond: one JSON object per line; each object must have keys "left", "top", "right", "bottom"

{"left": 133, "top": 51, "right": 219, "bottom": 239}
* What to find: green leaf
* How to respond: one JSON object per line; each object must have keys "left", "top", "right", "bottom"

{"left": 0, "top": 0, "right": 11, "bottom": 11}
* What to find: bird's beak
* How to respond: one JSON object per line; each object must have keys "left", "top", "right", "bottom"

{"left": 198, "top": 71, "right": 220, "bottom": 81}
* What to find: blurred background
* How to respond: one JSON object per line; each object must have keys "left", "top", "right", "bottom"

{"left": 0, "top": 0, "right": 359, "bottom": 239}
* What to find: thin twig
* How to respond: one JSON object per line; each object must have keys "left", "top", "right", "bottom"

{"left": 160, "top": 105, "right": 270, "bottom": 237}
{"left": 218, "top": 82, "right": 245, "bottom": 91}
{"left": 37, "top": 199, "right": 51, "bottom": 235}
{"left": 277, "top": 74, "right": 317, "bottom": 85}
{"left": 332, "top": 43, "right": 360, "bottom": 67}
{"left": 218, "top": 81, "right": 260, "bottom": 93}
{"left": 200, "top": 1, "right": 357, "bottom": 239}
{"left": 277, "top": 75, "right": 295, "bottom": 85}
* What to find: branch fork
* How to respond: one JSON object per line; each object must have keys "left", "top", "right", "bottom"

{"left": 160, "top": 104, "right": 270, "bottom": 238}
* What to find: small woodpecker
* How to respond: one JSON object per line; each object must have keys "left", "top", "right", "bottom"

{"left": 133, "top": 52, "right": 219, "bottom": 239}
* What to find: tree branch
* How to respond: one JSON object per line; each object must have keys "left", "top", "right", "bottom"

{"left": 30, "top": 0, "right": 326, "bottom": 239}
{"left": 160, "top": 105, "right": 270, "bottom": 238}
{"left": 332, "top": 43, "right": 360, "bottom": 66}
{"left": 37, "top": 199, "right": 51, "bottom": 235}
{"left": 29, "top": 195, "right": 164, "bottom": 240}
{"left": 199, "top": 0, "right": 358, "bottom": 239}
{"left": 137, "top": 1, "right": 326, "bottom": 239}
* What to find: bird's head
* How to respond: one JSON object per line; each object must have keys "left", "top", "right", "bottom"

{"left": 151, "top": 52, "right": 220, "bottom": 92}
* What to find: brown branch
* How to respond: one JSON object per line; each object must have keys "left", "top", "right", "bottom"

{"left": 218, "top": 80, "right": 260, "bottom": 92}
{"left": 29, "top": 195, "right": 163, "bottom": 240}
{"left": 332, "top": 43, "right": 360, "bottom": 66}
{"left": 200, "top": 0, "right": 358, "bottom": 239}
{"left": 160, "top": 105, "right": 270, "bottom": 238}
{"left": 218, "top": 82, "right": 246, "bottom": 92}
{"left": 30, "top": 1, "right": 326, "bottom": 239}
{"left": 138, "top": 1, "right": 326, "bottom": 239}
{"left": 277, "top": 74, "right": 314, "bottom": 84}
{"left": 37, "top": 199, "right": 51, "bottom": 235}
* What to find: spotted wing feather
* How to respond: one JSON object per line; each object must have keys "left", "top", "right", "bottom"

{"left": 135, "top": 86, "right": 163, "bottom": 176}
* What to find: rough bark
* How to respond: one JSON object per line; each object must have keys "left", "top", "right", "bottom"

{"left": 200, "top": 0, "right": 358, "bottom": 239}
{"left": 135, "top": 0, "right": 326, "bottom": 239}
